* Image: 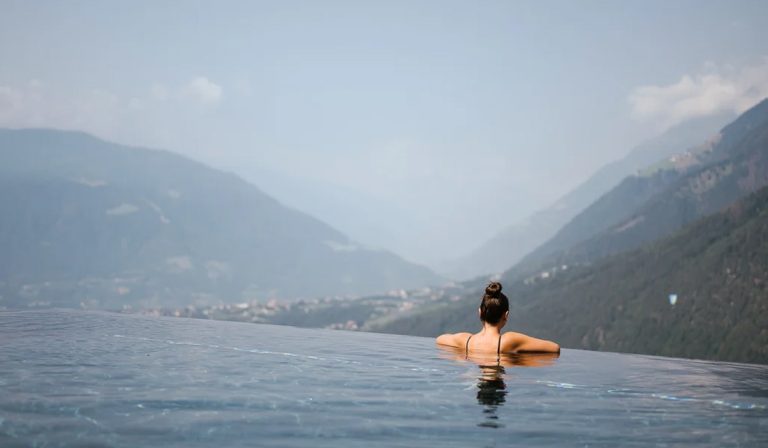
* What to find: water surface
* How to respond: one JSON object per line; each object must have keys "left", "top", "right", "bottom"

{"left": 1, "top": 309, "right": 766, "bottom": 447}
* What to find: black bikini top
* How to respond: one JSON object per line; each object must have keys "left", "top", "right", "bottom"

{"left": 465, "top": 334, "right": 502, "bottom": 357}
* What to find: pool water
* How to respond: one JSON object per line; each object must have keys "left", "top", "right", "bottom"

{"left": 1, "top": 309, "right": 766, "bottom": 447}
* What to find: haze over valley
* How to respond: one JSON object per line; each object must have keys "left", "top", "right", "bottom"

{"left": 138, "top": 99, "right": 768, "bottom": 363}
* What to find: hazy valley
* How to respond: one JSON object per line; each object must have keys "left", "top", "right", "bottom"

{"left": 137, "top": 100, "right": 768, "bottom": 364}
{"left": 2, "top": 100, "right": 767, "bottom": 364}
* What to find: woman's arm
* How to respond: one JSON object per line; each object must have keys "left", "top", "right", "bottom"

{"left": 506, "top": 332, "right": 560, "bottom": 353}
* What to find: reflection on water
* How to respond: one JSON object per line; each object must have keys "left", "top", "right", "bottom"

{"left": 477, "top": 364, "right": 507, "bottom": 428}
{"left": 437, "top": 346, "right": 560, "bottom": 429}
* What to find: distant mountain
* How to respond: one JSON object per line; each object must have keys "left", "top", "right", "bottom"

{"left": 508, "top": 99, "right": 768, "bottom": 280}
{"left": 442, "top": 113, "right": 734, "bottom": 280}
{"left": 367, "top": 184, "right": 768, "bottom": 364}
{"left": 0, "top": 129, "right": 442, "bottom": 309}
{"left": 233, "top": 166, "right": 414, "bottom": 259}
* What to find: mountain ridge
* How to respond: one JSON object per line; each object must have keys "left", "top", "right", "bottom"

{"left": 506, "top": 99, "right": 768, "bottom": 280}
{"left": 442, "top": 113, "right": 734, "bottom": 280}
{"left": 0, "top": 128, "right": 443, "bottom": 309}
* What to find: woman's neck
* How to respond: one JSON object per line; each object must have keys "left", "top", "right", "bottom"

{"left": 480, "top": 323, "right": 502, "bottom": 336}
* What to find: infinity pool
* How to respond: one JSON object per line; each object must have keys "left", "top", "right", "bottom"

{"left": 1, "top": 309, "right": 766, "bottom": 447}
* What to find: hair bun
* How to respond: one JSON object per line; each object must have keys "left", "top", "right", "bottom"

{"left": 485, "top": 281, "right": 502, "bottom": 297}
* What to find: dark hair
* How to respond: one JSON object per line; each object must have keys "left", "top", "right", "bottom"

{"left": 479, "top": 282, "right": 509, "bottom": 325}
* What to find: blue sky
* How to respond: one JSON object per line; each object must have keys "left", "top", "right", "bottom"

{"left": 1, "top": 0, "right": 767, "bottom": 265}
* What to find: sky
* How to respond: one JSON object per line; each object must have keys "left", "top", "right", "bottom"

{"left": 1, "top": 0, "right": 767, "bottom": 267}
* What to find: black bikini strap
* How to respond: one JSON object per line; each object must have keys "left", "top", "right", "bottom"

{"left": 465, "top": 335, "right": 472, "bottom": 357}
{"left": 497, "top": 335, "right": 502, "bottom": 356}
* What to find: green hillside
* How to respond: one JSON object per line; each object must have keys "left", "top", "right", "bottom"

{"left": 510, "top": 99, "right": 768, "bottom": 280}
{"left": 369, "top": 185, "right": 768, "bottom": 364}
{"left": 444, "top": 113, "right": 732, "bottom": 279}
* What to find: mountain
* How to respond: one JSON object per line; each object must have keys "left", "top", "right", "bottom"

{"left": 442, "top": 113, "right": 734, "bottom": 280}
{"left": 0, "top": 129, "right": 443, "bottom": 309}
{"left": 109, "top": 103, "right": 768, "bottom": 364}
{"left": 508, "top": 99, "right": 768, "bottom": 280}
{"left": 361, "top": 101, "right": 768, "bottom": 363}
{"left": 366, "top": 184, "right": 768, "bottom": 364}
{"left": 232, "top": 165, "right": 415, "bottom": 259}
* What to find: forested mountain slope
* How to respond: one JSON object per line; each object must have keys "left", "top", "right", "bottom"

{"left": 369, "top": 185, "right": 768, "bottom": 364}
{"left": 444, "top": 113, "right": 732, "bottom": 279}
{"left": 508, "top": 99, "right": 768, "bottom": 281}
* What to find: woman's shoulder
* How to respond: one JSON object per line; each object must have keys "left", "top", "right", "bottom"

{"left": 435, "top": 332, "right": 473, "bottom": 348}
{"left": 501, "top": 331, "right": 526, "bottom": 341}
{"left": 500, "top": 331, "right": 560, "bottom": 353}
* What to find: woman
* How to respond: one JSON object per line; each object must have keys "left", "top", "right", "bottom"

{"left": 436, "top": 282, "right": 560, "bottom": 355}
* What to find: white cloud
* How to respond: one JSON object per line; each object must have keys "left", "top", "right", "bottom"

{"left": 629, "top": 58, "right": 768, "bottom": 129}
{"left": 0, "top": 76, "right": 225, "bottom": 146}
{"left": 0, "top": 82, "right": 133, "bottom": 137}
{"left": 180, "top": 76, "right": 222, "bottom": 105}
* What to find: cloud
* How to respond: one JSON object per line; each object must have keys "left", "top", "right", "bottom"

{"left": 0, "top": 76, "right": 224, "bottom": 142}
{"left": 629, "top": 58, "right": 768, "bottom": 129}
{"left": 0, "top": 81, "right": 112, "bottom": 130}
{"left": 180, "top": 76, "right": 222, "bottom": 105}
